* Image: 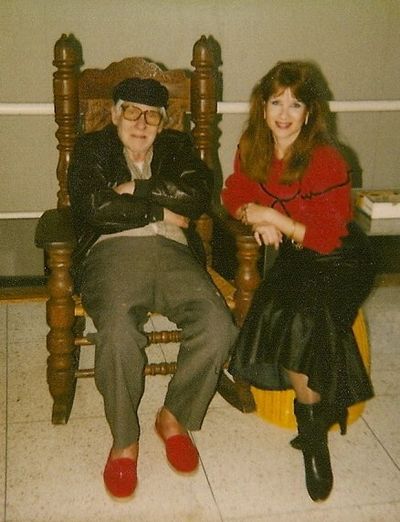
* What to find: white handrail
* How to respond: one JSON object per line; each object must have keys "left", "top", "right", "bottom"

{"left": 1, "top": 100, "right": 400, "bottom": 116}
{"left": 218, "top": 100, "right": 400, "bottom": 114}
{"left": 0, "top": 212, "right": 43, "bottom": 219}
{"left": 0, "top": 103, "right": 54, "bottom": 115}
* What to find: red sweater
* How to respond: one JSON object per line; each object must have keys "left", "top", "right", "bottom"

{"left": 222, "top": 145, "right": 353, "bottom": 254}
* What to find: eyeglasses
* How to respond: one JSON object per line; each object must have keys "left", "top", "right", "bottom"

{"left": 121, "top": 103, "right": 163, "bottom": 126}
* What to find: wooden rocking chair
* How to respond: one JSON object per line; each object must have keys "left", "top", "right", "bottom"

{"left": 35, "top": 33, "right": 259, "bottom": 425}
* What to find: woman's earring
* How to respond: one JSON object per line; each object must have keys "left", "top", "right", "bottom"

{"left": 304, "top": 113, "right": 309, "bottom": 126}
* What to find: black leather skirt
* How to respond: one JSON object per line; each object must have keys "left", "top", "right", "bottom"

{"left": 228, "top": 222, "right": 376, "bottom": 408}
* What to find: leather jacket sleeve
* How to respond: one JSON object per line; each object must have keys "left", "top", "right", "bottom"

{"left": 68, "top": 127, "right": 213, "bottom": 236}
{"left": 147, "top": 130, "right": 213, "bottom": 220}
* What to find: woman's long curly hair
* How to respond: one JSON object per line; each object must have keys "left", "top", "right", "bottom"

{"left": 239, "top": 60, "right": 335, "bottom": 184}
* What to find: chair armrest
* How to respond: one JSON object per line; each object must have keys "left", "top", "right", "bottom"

{"left": 216, "top": 213, "right": 253, "bottom": 240}
{"left": 35, "top": 208, "right": 77, "bottom": 307}
{"left": 35, "top": 208, "right": 76, "bottom": 250}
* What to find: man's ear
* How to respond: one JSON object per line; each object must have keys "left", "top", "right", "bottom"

{"left": 111, "top": 105, "right": 119, "bottom": 125}
{"left": 157, "top": 122, "right": 164, "bottom": 134}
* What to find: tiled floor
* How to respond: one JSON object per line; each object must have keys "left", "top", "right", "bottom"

{"left": 1, "top": 285, "right": 400, "bottom": 521}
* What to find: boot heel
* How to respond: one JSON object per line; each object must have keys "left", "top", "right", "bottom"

{"left": 325, "top": 405, "right": 348, "bottom": 435}
{"left": 336, "top": 408, "right": 348, "bottom": 436}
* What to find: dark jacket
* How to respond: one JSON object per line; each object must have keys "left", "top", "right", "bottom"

{"left": 68, "top": 125, "right": 213, "bottom": 272}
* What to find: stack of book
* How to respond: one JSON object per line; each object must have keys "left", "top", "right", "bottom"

{"left": 353, "top": 189, "right": 400, "bottom": 235}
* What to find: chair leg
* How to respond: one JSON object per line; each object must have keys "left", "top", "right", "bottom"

{"left": 46, "top": 244, "right": 78, "bottom": 424}
{"left": 217, "top": 372, "right": 256, "bottom": 413}
{"left": 215, "top": 228, "right": 258, "bottom": 412}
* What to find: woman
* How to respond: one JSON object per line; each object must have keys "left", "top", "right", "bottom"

{"left": 222, "top": 61, "right": 376, "bottom": 502}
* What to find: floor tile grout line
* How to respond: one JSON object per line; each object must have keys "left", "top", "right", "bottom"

{"left": 361, "top": 416, "right": 400, "bottom": 473}
{"left": 195, "top": 449, "right": 224, "bottom": 522}
{"left": 361, "top": 413, "right": 400, "bottom": 471}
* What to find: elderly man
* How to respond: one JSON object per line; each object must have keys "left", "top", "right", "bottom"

{"left": 68, "top": 77, "right": 237, "bottom": 499}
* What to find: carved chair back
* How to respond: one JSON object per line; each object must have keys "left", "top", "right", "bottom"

{"left": 53, "top": 33, "right": 219, "bottom": 263}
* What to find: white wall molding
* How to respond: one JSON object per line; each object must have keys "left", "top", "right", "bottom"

{"left": 1, "top": 100, "right": 400, "bottom": 116}
{"left": 0, "top": 103, "right": 54, "bottom": 115}
{"left": 0, "top": 212, "right": 43, "bottom": 219}
{"left": 218, "top": 100, "right": 400, "bottom": 114}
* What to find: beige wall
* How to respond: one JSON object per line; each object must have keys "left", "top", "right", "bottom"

{"left": 1, "top": 0, "right": 399, "bottom": 274}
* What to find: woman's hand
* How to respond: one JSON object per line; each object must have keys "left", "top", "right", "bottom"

{"left": 253, "top": 223, "right": 283, "bottom": 250}
{"left": 239, "top": 203, "right": 281, "bottom": 248}
{"left": 238, "top": 202, "right": 302, "bottom": 248}
{"left": 240, "top": 203, "right": 271, "bottom": 226}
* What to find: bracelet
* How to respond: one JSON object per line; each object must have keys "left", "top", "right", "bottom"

{"left": 291, "top": 220, "right": 304, "bottom": 249}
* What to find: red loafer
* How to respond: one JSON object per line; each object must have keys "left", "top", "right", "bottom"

{"left": 103, "top": 454, "right": 137, "bottom": 499}
{"left": 155, "top": 423, "right": 199, "bottom": 473}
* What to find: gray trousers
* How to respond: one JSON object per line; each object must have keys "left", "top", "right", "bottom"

{"left": 81, "top": 236, "right": 238, "bottom": 448}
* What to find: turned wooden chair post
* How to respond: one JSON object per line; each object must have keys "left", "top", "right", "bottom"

{"left": 229, "top": 231, "right": 261, "bottom": 411}
{"left": 191, "top": 35, "right": 218, "bottom": 266}
{"left": 46, "top": 34, "right": 82, "bottom": 423}
{"left": 214, "top": 217, "right": 261, "bottom": 412}
{"left": 53, "top": 34, "right": 81, "bottom": 208}
{"left": 233, "top": 234, "right": 262, "bottom": 327}
{"left": 46, "top": 242, "right": 77, "bottom": 424}
{"left": 221, "top": 219, "right": 262, "bottom": 327}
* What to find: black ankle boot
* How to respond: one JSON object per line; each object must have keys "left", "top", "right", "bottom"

{"left": 290, "top": 400, "right": 348, "bottom": 450}
{"left": 294, "top": 401, "right": 333, "bottom": 502}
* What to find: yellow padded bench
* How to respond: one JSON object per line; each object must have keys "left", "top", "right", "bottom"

{"left": 251, "top": 309, "right": 370, "bottom": 430}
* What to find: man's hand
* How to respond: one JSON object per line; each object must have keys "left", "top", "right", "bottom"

{"left": 164, "top": 208, "right": 189, "bottom": 229}
{"left": 113, "top": 181, "right": 136, "bottom": 195}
